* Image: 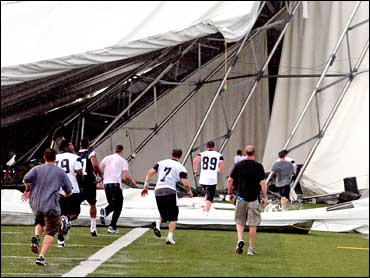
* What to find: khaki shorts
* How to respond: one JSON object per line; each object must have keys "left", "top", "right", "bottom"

{"left": 234, "top": 200, "right": 261, "bottom": 226}
{"left": 34, "top": 211, "right": 61, "bottom": 236}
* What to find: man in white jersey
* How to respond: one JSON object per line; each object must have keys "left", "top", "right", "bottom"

{"left": 141, "top": 149, "right": 193, "bottom": 244}
{"left": 56, "top": 140, "right": 83, "bottom": 247}
{"left": 192, "top": 141, "right": 224, "bottom": 215}
{"left": 77, "top": 138, "right": 103, "bottom": 237}
{"left": 99, "top": 145, "right": 136, "bottom": 234}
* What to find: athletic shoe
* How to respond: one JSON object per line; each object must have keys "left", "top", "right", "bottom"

{"left": 35, "top": 256, "right": 48, "bottom": 266}
{"left": 166, "top": 237, "right": 176, "bottom": 245}
{"left": 100, "top": 208, "right": 106, "bottom": 225}
{"left": 61, "top": 215, "right": 70, "bottom": 235}
{"left": 31, "top": 235, "right": 40, "bottom": 254}
{"left": 247, "top": 248, "right": 256, "bottom": 255}
{"left": 107, "top": 226, "right": 118, "bottom": 234}
{"left": 151, "top": 221, "right": 161, "bottom": 238}
{"left": 90, "top": 230, "right": 98, "bottom": 237}
{"left": 235, "top": 240, "right": 244, "bottom": 254}
{"left": 57, "top": 240, "right": 65, "bottom": 248}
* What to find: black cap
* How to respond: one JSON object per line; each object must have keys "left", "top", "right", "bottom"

{"left": 115, "top": 145, "right": 124, "bottom": 152}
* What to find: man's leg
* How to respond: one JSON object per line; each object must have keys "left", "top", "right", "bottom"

{"left": 166, "top": 220, "right": 177, "bottom": 243}
{"left": 35, "top": 224, "right": 43, "bottom": 236}
{"left": 36, "top": 214, "right": 60, "bottom": 266}
{"left": 205, "top": 200, "right": 212, "bottom": 212}
{"left": 40, "top": 235, "right": 53, "bottom": 257}
{"left": 90, "top": 204, "right": 97, "bottom": 234}
{"left": 104, "top": 184, "right": 114, "bottom": 216}
{"left": 248, "top": 226, "right": 257, "bottom": 249}
{"left": 109, "top": 186, "right": 123, "bottom": 231}
{"left": 234, "top": 201, "right": 246, "bottom": 254}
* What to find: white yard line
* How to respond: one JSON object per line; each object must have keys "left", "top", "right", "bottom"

{"left": 2, "top": 243, "right": 106, "bottom": 247}
{"left": 1, "top": 273, "right": 64, "bottom": 276}
{"left": 2, "top": 256, "right": 86, "bottom": 260}
{"left": 62, "top": 227, "right": 148, "bottom": 277}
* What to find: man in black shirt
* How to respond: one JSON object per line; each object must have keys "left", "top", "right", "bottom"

{"left": 77, "top": 138, "right": 103, "bottom": 236}
{"left": 227, "top": 145, "right": 267, "bottom": 255}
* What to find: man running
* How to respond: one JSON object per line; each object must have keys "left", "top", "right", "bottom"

{"left": 141, "top": 149, "right": 193, "bottom": 244}
{"left": 99, "top": 145, "right": 136, "bottom": 233}
{"left": 77, "top": 138, "right": 103, "bottom": 236}
{"left": 22, "top": 148, "right": 72, "bottom": 266}
{"left": 56, "top": 140, "right": 83, "bottom": 247}
{"left": 193, "top": 141, "right": 224, "bottom": 215}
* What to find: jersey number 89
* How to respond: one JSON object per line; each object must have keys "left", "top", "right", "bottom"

{"left": 202, "top": 156, "right": 217, "bottom": 170}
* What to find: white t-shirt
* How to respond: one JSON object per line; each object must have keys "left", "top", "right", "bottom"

{"left": 198, "top": 150, "right": 224, "bottom": 185}
{"left": 234, "top": 155, "right": 245, "bottom": 164}
{"left": 154, "top": 159, "right": 187, "bottom": 192}
{"left": 56, "top": 152, "right": 83, "bottom": 193}
{"left": 100, "top": 153, "right": 128, "bottom": 187}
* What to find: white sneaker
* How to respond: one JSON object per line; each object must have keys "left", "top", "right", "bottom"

{"left": 107, "top": 226, "right": 118, "bottom": 234}
{"left": 166, "top": 237, "right": 176, "bottom": 245}
{"left": 57, "top": 240, "right": 65, "bottom": 248}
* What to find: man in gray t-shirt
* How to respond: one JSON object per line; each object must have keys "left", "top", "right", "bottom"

{"left": 22, "top": 148, "right": 72, "bottom": 266}
{"left": 271, "top": 150, "right": 295, "bottom": 210}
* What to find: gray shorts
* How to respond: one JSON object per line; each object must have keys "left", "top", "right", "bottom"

{"left": 234, "top": 200, "right": 261, "bottom": 226}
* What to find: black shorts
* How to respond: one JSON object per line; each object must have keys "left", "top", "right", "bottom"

{"left": 59, "top": 193, "right": 81, "bottom": 217}
{"left": 201, "top": 184, "right": 216, "bottom": 202}
{"left": 278, "top": 184, "right": 290, "bottom": 199}
{"left": 80, "top": 184, "right": 97, "bottom": 205}
{"left": 155, "top": 193, "right": 178, "bottom": 222}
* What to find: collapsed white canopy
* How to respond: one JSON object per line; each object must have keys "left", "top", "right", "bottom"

{"left": 1, "top": 1, "right": 260, "bottom": 85}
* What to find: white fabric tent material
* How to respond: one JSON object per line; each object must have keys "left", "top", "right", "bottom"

{"left": 262, "top": 1, "right": 369, "bottom": 194}
{"left": 301, "top": 54, "right": 369, "bottom": 194}
{"left": 1, "top": 189, "right": 368, "bottom": 234}
{"left": 1, "top": 1, "right": 260, "bottom": 85}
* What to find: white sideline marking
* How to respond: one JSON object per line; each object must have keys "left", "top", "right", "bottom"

{"left": 62, "top": 228, "right": 148, "bottom": 277}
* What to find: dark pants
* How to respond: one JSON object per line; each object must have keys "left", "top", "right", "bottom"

{"left": 104, "top": 183, "right": 124, "bottom": 229}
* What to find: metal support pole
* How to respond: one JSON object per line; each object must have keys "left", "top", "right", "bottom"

{"left": 92, "top": 40, "right": 198, "bottom": 146}
{"left": 292, "top": 40, "right": 369, "bottom": 190}
{"left": 154, "top": 86, "right": 158, "bottom": 127}
{"left": 81, "top": 116, "right": 85, "bottom": 140}
{"left": 265, "top": 1, "right": 362, "bottom": 184}
{"left": 126, "top": 43, "right": 241, "bottom": 162}
{"left": 218, "top": 2, "right": 301, "bottom": 153}
{"left": 281, "top": 1, "right": 361, "bottom": 151}
{"left": 198, "top": 43, "right": 202, "bottom": 81}
{"left": 181, "top": 29, "right": 262, "bottom": 165}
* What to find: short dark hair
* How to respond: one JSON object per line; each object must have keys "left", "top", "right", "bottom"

{"left": 59, "top": 139, "right": 69, "bottom": 152}
{"left": 237, "top": 149, "right": 242, "bottom": 155}
{"left": 278, "top": 149, "right": 288, "bottom": 159}
{"left": 44, "top": 148, "right": 56, "bottom": 162}
{"left": 80, "top": 138, "right": 90, "bottom": 149}
{"left": 206, "top": 141, "right": 215, "bottom": 148}
{"left": 115, "top": 145, "right": 124, "bottom": 153}
{"left": 245, "top": 145, "right": 255, "bottom": 156}
{"left": 172, "top": 149, "right": 182, "bottom": 159}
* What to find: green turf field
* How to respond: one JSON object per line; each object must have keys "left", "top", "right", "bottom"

{"left": 1, "top": 225, "right": 369, "bottom": 277}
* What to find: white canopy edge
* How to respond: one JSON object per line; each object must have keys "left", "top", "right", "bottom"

{"left": 1, "top": 1, "right": 260, "bottom": 85}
